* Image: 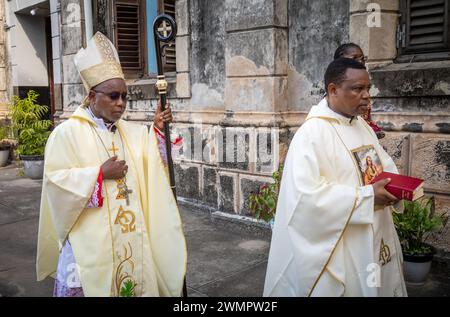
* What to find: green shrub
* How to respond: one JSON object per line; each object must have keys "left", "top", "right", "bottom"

{"left": 393, "top": 197, "right": 447, "bottom": 255}
{"left": 248, "top": 164, "right": 283, "bottom": 223}
{"left": 0, "top": 124, "right": 7, "bottom": 140}
{"left": 9, "top": 90, "right": 52, "bottom": 156}
{"left": 0, "top": 121, "right": 15, "bottom": 151}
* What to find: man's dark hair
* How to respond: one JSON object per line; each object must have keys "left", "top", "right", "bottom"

{"left": 333, "top": 43, "right": 362, "bottom": 60}
{"left": 324, "top": 58, "right": 367, "bottom": 93}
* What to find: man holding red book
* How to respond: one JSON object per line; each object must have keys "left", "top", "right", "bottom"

{"left": 264, "top": 58, "right": 407, "bottom": 297}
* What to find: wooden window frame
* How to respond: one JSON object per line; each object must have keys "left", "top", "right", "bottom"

{"left": 397, "top": 0, "right": 450, "bottom": 62}
{"left": 93, "top": 0, "right": 177, "bottom": 78}
{"left": 113, "top": 0, "right": 148, "bottom": 78}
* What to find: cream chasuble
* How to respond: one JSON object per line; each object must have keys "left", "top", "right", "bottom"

{"left": 263, "top": 98, "right": 407, "bottom": 297}
{"left": 36, "top": 106, "right": 187, "bottom": 297}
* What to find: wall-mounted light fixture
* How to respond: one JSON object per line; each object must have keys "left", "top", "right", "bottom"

{"left": 4, "top": 22, "right": 13, "bottom": 31}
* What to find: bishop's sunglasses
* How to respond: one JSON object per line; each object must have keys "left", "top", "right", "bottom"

{"left": 92, "top": 89, "right": 128, "bottom": 102}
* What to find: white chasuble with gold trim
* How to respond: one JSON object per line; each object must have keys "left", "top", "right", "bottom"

{"left": 36, "top": 106, "right": 187, "bottom": 297}
{"left": 263, "top": 98, "right": 407, "bottom": 297}
{"left": 90, "top": 127, "right": 158, "bottom": 297}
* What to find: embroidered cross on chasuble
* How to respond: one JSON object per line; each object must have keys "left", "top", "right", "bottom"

{"left": 100, "top": 131, "right": 148, "bottom": 296}
{"left": 84, "top": 127, "right": 142, "bottom": 296}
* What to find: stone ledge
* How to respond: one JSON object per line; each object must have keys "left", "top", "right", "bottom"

{"left": 370, "top": 61, "right": 450, "bottom": 97}
{"left": 372, "top": 113, "right": 450, "bottom": 134}
{"left": 126, "top": 77, "right": 177, "bottom": 100}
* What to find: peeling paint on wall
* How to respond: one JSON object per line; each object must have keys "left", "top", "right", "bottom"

{"left": 191, "top": 83, "right": 224, "bottom": 109}
{"left": 288, "top": 65, "right": 322, "bottom": 111}
{"left": 370, "top": 85, "right": 380, "bottom": 97}
{"left": 226, "top": 55, "right": 271, "bottom": 77}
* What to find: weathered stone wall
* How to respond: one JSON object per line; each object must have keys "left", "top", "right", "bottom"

{"left": 189, "top": 0, "right": 225, "bottom": 111}
{"left": 58, "top": 0, "right": 85, "bottom": 116}
{"left": 0, "top": 0, "right": 9, "bottom": 118}
{"left": 288, "top": 0, "right": 350, "bottom": 110}
{"left": 173, "top": 0, "right": 350, "bottom": 216}
{"left": 370, "top": 63, "right": 450, "bottom": 252}
{"left": 174, "top": 0, "right": 450, "bottom": 252}
{"left": 171, "top": 0, "right": 289, "bottom": 217}
{"left": 53, "top": 0, "right": 450, "bottom": 252}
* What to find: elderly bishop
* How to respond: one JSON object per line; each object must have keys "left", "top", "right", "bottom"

{"left": 36, "top": 32, "right": 186, "bottom": 297}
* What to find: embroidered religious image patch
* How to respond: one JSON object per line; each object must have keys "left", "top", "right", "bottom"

{"left": 351, "top": 145, "right": 383, "bottom": 185}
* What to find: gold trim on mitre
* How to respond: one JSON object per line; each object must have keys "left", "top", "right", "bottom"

{"left": 94, "top": 32, "right": 119, "bottom": 63}
{"left": 75, "top": 32, "right": 125, "bottom": 94}
{"left": 80, "top": 61, "right": 124, "bottom": 93}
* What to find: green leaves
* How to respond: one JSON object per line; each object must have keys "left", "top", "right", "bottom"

{"left": 9, "top": 90, "right": 52, "bottom": 156}
{"left": 0, "top": 124, "right": 8, "bottom": 140}
{"left": 248, "top": 164, "right": 284, "bottom": 224}
{"left": 393, "top": 197, "right": 447, "bottom": 255}
{"left": 119, "top": 279, "right": 136, "bottom": 297}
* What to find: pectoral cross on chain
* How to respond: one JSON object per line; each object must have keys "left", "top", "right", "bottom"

{"left": 123, "top": 183, "right": 133, "bottom": 206}
{"left": 110, "top": 140, "right": 132, "bottom": 205}
{"left": 109, "top": 141, "right": 119, "bottom": 156}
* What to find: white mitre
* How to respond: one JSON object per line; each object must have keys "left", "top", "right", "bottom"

{"left": 74, "top": 32, "right": 125, "bottom": 94}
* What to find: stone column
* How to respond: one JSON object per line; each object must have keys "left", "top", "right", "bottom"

{"left": 175, "top": 0, "right": 191, "bottom": 99}
{"left": 350, "top": 0, "right": 399, "bottom": 66}
{"left": 0, "top": 0, "right": 9, "bottom": 118}
{"left": 50, "top": 0, "right": 63, "bottom": 115}
{"left": 58, "top": 0, "right": 85, "bottom": 119}
{"left": 224, "top": 0, "right": 288, "bottom": 117}
{"left": 218, "top": 0, "right": 287, "bottom": 215}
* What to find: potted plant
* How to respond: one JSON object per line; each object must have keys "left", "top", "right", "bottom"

{"left": 9, "top": 90, "right": 52, "bottom": 179}
{"left": 393, "top": 197, "right": 447, "bottom": 286}
{"left": 0, "top": 122, "right": 13, "bottom": 167}
{"left": 248, "top": 164, "right": 283, "bottom": 229}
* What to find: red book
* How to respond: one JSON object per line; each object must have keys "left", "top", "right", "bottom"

{"left": 370, "top": 171, "right": 424, "bottom": 201}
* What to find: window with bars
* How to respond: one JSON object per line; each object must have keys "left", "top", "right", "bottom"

{"left": 397, "top": 0, "right": 450, "bottom": 61}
